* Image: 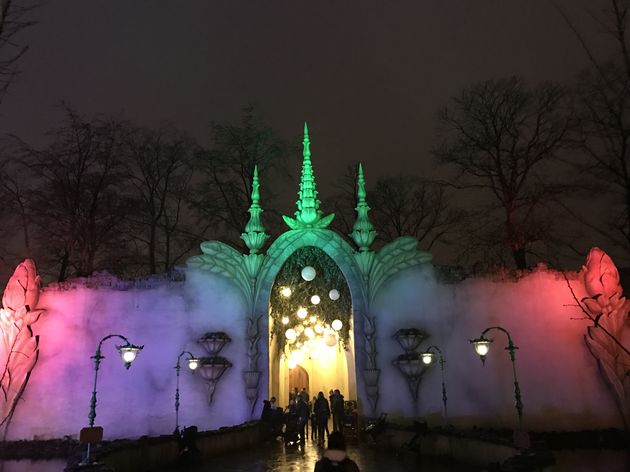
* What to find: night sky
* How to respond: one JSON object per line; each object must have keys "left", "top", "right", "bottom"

{"left": 0, "top": 0, "right": 613, "bottom": 241}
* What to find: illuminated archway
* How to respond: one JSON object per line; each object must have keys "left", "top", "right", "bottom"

{"left": 268, "top": 245, "right": 356, "bottom": 408}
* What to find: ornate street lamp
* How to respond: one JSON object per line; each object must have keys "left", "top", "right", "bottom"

{"left": 84, "top": 334, "right": 143, "bottom": 464}
{"left": 470, "top": 326, "right": 524, "bottom": 428}
{"left": 174, "top": 350, "right": 199, "bottom": 433}
{"left": 420, "top": 345, "right": 448, "bottom": 423}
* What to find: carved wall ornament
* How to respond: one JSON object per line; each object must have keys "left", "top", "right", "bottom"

{"left": 0, "top": 259, "right": 44, "bottom": 439}
{"left": 570, "top": 247, "right": 630, "bottom": 428}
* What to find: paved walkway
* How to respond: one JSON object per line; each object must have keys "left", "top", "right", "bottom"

{"left": 163, "top": 437, "right": 473, "bottom": 472}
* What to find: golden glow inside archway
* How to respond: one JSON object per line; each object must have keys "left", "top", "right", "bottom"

{"left": 268, "top": 246, "right": 356, "bottom": 408}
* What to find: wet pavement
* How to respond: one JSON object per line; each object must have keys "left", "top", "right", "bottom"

{"left": 161, "top": 437, "right": 473, "bottom": 472}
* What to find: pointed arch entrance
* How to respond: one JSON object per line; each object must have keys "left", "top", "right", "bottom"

{"left": 289, "top": 365, "right": 309, "bottom": 393}
{"left": 268, "top": 245, "right": 357, "bottom": 409}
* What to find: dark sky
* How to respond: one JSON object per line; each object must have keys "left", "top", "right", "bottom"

{"left": 0, "top": 0, "right": 612, "bottom": 213}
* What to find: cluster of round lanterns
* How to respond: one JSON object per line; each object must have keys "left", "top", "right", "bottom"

{"left": 280, "top": 266, "right": 343, "bottom": 369}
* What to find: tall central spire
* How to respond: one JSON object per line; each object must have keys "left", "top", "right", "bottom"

{"left": 282, "top": 123, "right": 334, "bottom": 230}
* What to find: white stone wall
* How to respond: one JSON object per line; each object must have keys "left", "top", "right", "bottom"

{"left": 4, "top": 264, "right": 623, "bottom": 440}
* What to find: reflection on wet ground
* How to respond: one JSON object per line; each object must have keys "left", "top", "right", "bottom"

{"left": 162, "top": 437, "right": 474, "bottom": 472}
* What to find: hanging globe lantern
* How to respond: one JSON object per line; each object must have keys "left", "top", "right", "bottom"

{"left": 309, "top": 315, "right": 317, "bottom": 324}
{"left": 280, "top": 286, "right": 292, "bottom": 298}
{"left": 281, "top": 316, "right": 289, "bottom": 325}
{"left": 311, "top": 294, "right": 321, "bottom": 305}
{"left": 314, "top": 324, "right": 324, "bottom": 334}
{"left": 301, "top": 266, "right": 316, "bottom": 281}
{"left": 297, "top": 307, "right": 308, "bottom": 319}
{"left": 324, "top": 332, "right": 337, "bottom": 347}
{"left": 329, "top": 289, "right": 340, "bottom": 301}
{"left": 285, "top": 328, "right": 297, "bottom": 341}
{"left": 304, "top": 327, "right": 315, "bottom": 339}
{"left": 331, "top": 319, "right": 343, "bottom": 331}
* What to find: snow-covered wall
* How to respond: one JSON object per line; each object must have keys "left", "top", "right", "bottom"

{"left": 5, "top": 264, "right": 623, "bottom": 440}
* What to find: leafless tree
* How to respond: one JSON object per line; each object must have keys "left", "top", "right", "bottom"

{"left": 194, "top": 105, "right": 293, "bottom": 246}
{"left": 11, "top": 106, "right": 131, "bottom": 281}
{"left": 369, "top": 175, "right": 461, "bottom": 251}
{"left": 435, "top": 77, "right": 574, "bottom": 269}
{"left": 330, "top": 162, "right": 359, "bottom": 237}
{"left": 556, "top": 0, "right": 630, "bottom": 263}
{"left": 0, "top": 1, "right": 36, "bottom": 105}
{"left": 124, "top": 126, "right": 200, "bottom": 274}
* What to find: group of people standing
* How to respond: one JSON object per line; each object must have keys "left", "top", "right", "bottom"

{"left": 311, "top": 388, "right": 346, "bottom": 445}
{"left": 261, "top": 388, "right": 359, "bottom": 471}
{"left": 263, "top": 387, "right": 348, "bottom": 445}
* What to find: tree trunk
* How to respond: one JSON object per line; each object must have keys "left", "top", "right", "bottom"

{"left": 512, "top": 248, "right": 528, "bottom": 270}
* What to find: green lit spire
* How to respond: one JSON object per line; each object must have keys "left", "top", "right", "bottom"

{"left": 241, "top": 165, "right": 269, "bottom": 254}
{"left": 282, "top": 123, "right": 334, "bottom": 230}
{"left": 350, "top": 163, "right": 376, "bottom": 251}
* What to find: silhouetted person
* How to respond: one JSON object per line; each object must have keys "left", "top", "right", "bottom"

{"left": 314, "top": 431, "right": 360, "bottom": 472}
{"left": 296, "top": 396, "right": 310, "bottom": 442}
{"left": 331, "top": 389, "right": 345, "bottom": 432}
{"left": 313, "top": 391, "right": 330, "bottom": 445}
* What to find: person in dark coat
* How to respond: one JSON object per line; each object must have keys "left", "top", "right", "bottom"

{"left": 314, "top": 431, "right": 360, "bottom": 472}
{"left": 296, "top": 396, "right": 310, "bottom": 442}
{"left": 331, "top": 389, "right": 345, "bottom": 432}
{"left": 310, "top": 396, "right": 318, "bottom": 440}
{"left": 313, "top": 391, "right": 330, "bottom": 445}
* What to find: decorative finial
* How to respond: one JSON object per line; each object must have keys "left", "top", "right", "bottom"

{"left": 350, "top": 163, "right": 376, "bottom": 251}
{"left": 241, "top": 165, "right": 269, "bottom": 254}
{"left": 282, "top": 123, "right": 334, "bottom": 230}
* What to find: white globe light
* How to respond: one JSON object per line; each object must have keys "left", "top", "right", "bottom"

{"left": 305, "top": 327, "right": 315, "bottom": 339}
{"left": 287, "top": 337, "right": 296, "bottom": 344}
{"left": 331, "top": 319, "right": 343, "bottom": 331}
{"left": 122, "top": 350, "right": 137, "bottom": 363}
{"left": 280, "top": 286, "right": 292, "bottom": 298}
{"left": 329, "top": 289, "right": 340, "bottom": 301}
{"left": 285, "top": 328, "right": 297, "bottom": 341}
{"left": 301, "top": 266, "right": 316, "bottom": 281}
{"left": 297, "top": 307, "right": 308, "bottom": 319}
{"left": 475, "top": 343, "right": 490, "bottom": 356}
{"left": 324, "top": 332, "right": 337, "bottom": 347}
{"left": 281, "top": 316, "right": 289, "bottom": 325}
{"left": 311, "top": 295, "right": 321, "bottom": 305}
{"left": 421, "top": 353, "right": 433, "bottom": 365}
{"left": 188, "top": 358, "right": 199, "bottom": 370}
{"left": 309, "top": 315, "right": 317, "bottom": 324}
{"left": 314, "top": 324, "right": 324, "bottom": 334}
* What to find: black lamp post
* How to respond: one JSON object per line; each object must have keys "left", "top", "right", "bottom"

{"left": 84, "top": 334, "right": 143, "bottom": 464}
{"left": 470, "top": 326, "right": 524, "bottom": 428}
{"left": 420, "top": 345, "right": 448, "bottom": 423}
{"left": 174, "top": 350, "right": 199, "bottom": 432}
